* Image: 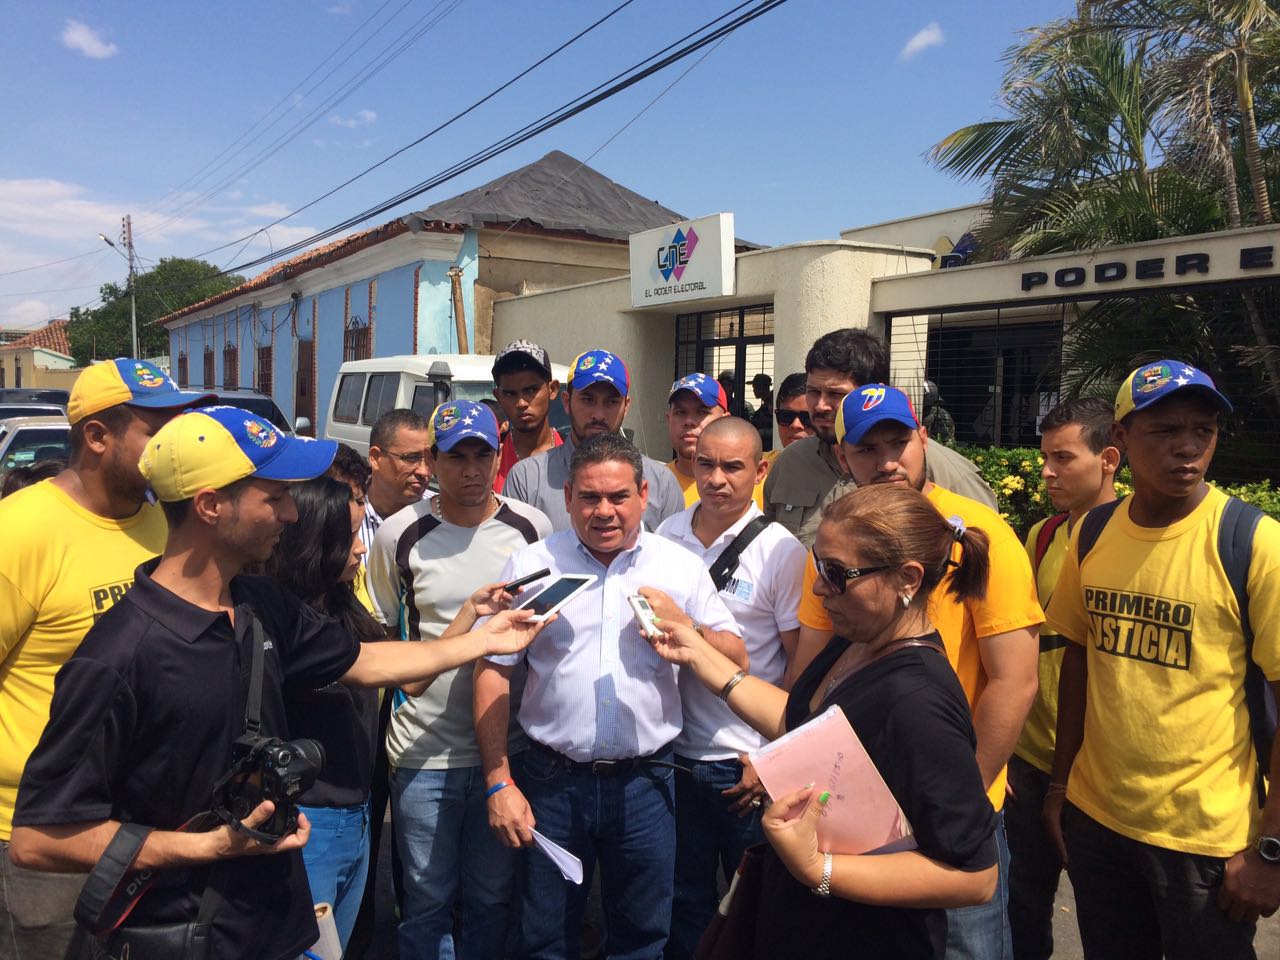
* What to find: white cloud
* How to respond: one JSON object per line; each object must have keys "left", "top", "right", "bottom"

{"left": 0, "top": 178, "right": 321, "bottom": 325}
{"left": 5, "top": 300, "right": 59, "bottom": 328}
{"left": 900, "top": 22, "right": 944, "bottom": 61}
{"left": 329, "top": 109, "right": 376, "bottom": 129}
{"left": 61, "top": 19, "right": 118, "bottom": 59}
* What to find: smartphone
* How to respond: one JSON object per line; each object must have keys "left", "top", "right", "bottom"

{"left": 514, "top": 574, "right": 597, "bottom": 622}
{"left": 502, "top": 567, "right": 551, "bottom": 593}
{"left": 628, "top": 595, "right": 662, "bottom": 639}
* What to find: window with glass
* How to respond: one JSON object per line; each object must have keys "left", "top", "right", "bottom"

{"left": 674, "top": 303, "right": 775, "bottom": 424}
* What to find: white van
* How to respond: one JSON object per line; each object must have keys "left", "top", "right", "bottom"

{"left": 324, "top": 354, "right": 571, "bottom": 456}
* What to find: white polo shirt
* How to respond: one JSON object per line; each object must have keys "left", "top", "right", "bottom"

{"left": 656, "top": 503, "right": 806, "bottom": 760}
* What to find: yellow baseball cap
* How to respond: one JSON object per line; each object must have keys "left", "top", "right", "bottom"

{"left": 140, "top": 406, "right": 338, "bottom": 501}
{"left": 68, "top": 358, "right": 214, "bottom": 425}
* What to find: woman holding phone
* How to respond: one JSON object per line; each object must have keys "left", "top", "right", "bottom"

{"left": 648, "top": 483, "right": 998, "bottom": 958}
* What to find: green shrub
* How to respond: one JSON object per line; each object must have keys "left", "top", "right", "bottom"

{"left": 952, "top": 444, "right": 1278, "bottom": 538}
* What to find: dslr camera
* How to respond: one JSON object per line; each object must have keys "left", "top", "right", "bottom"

{"left": 212, "top": 734, "right": 325, "bottom": 842}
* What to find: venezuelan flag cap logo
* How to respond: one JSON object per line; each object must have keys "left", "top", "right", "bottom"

{"left": 1114, "top": 359, "right": 1232, "bottom": 421}
{"left": 835, "top": 384, "right": 919, "bottom": 446}
{"left": 68, "top": 358, "right": 215, "bottom": 425}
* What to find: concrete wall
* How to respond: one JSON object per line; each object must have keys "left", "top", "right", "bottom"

{"left": 0, "top": 349, "right": 81, "bottom": 390}
{"left": 492, "top": 240, "right": 935, "bottom": 458}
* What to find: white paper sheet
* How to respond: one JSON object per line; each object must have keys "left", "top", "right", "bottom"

{"left": 532, "top": 829, "right": 584, "bottom": 884}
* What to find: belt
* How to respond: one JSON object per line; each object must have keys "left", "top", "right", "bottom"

{"left": 529, "top": 740, "right": 687, "bottom": 778}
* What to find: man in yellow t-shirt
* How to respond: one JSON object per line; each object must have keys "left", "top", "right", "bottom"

{"left": 0, "top": 358, "right": 210, "bottom": 957}
{"left": 796, "top": 383, "right": 1041, "bottom": 958}
{"left": 1044, "top": 360, "right": 1280, "bottom": 960}
{"left": 1004, "top": 397, "right": 1118, "bottom": 960}
{"left": 665, "top": 373, "right": 765, "bottom": 509}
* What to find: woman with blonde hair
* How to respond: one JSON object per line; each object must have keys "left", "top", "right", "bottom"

{"left": 650, "top": 483, "right": 999, "bottom": 958}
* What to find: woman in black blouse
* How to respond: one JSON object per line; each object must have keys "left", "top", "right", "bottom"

{"left": 650, "top": 483, "right": 999, "bottom": 958}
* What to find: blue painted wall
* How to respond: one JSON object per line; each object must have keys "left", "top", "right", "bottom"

{"left": 417, "top": 230, "right": 477, "bottom": 354}
{"left": 166, "top": 232, "right": 473, "bottom": 423}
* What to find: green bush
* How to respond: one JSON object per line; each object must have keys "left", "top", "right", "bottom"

{"left": 953, "top": 444, "right": 1278, "bottom": 538}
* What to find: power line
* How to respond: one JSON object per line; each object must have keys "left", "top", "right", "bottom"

{"left": 137, "top": 0, "right": 465, "bottom": 238}
{"left": 205, "top": 0, "right": 783, "bottom": 276}
{"left": 184, "top": 0, "right": 641, "bottom": 261}
{"left": 0, "top": 248, "right": 107, "bottom": 279}
{"left": 70, "top": 0, "right": 789, "bottom": 315}
{"left": 133, "top": 0, "right": 405, "bottom": 231}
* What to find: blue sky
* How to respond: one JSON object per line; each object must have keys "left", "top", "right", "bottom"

{"left": 0, "top": 0, "right": 1070, "bottom": 329}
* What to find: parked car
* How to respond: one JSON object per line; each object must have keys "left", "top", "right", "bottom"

{"left": 0, "top": 416, "right": 71, "bottom": 476}
{"left": 324, "top": 354, "right": 571, "bottom": 456}
{"left": 0, "top": 403, "right": 67, "bottom": 420}
{"left": 0, "top": 388, "right": 70, "bottom": 407}
{"left": 208, "top": 388, "right": 298, "bottom": 435}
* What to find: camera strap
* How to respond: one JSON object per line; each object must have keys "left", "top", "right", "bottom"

{"left": 75, "top": 815, "right": 227, "bottom": 937}
{"left": 244, "top": 615, "right": 265, "bottom": 737}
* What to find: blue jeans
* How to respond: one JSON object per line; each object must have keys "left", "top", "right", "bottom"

{"left": 391, "top": 764, "right": 519, "bottom": 960}
{"left": 667, "top": 756, "right": 763, "bottom": 960}
{"left": 517, "top": 744, "right": 677, "bottom": 960}
{"left": 944, "top": 810, "right": 1012, "bottom": 959}
{"left": 299, "top": 801, "right": 371, "bottom": 953}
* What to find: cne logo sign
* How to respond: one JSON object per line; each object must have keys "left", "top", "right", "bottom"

{"left": 656, "top": 226, "right": 699, "bottom": 282}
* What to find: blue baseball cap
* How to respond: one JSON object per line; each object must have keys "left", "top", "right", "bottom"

{"left": 68, "top": 358, "right": 215, "bottom": 425}
{"left": 139, "top": 405, "right": 338, "bottom": 501}
{"left": 428, "top": 399, "right": 500, "bottom": 452}
{"left": 835, "top": 384, "right": 920, "bottom": 446}
{"left": 568, "top": 349, "right": 630, "bottom": 396}
{"left": 667, "top": 372, "right": 728, "bottom": 411}
{"left": 1115, "top": 359, "right": 1233, "bottom": 420}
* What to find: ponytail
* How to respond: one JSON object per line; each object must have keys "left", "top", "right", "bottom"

{"left": 944, "top": 520, "right": 990, "bottom": 603}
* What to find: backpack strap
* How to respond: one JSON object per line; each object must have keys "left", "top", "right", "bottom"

{"left": 1033, "top": 513, "right": 1071, "bottom": 576}
{"left": 1076, "top": 498, "right": 1125, "bottom": 564}
{"left": 1219, "top": 496, "right": 1272, "bottom": 806}
{"left": 709, "top": 516, "right": 772, "bottom": 592}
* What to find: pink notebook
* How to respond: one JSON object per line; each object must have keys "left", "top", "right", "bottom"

{"left": 749, "top": 705, "right": 915, "bottom": 855}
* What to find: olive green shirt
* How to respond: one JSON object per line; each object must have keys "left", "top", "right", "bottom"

{"left": 761, "top": 436, "right": 997, "bottom": 548}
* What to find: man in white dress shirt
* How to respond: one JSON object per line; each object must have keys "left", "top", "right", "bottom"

{"left": 652, "top": 417, "right": 806, "bottom": 960}
{"left": 474, "top": 432, "right": 742, "bottom": 960}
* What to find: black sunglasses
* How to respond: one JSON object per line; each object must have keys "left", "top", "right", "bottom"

{"left": 812, "top": 549, "right": 893, "bottom": 595}
{"left": 776, "top": 409, "right": 812, "bottom": 427}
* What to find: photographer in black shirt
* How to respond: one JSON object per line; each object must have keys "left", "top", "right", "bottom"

{"left": 8, "top": 407, "right": 547, "bottom": 960}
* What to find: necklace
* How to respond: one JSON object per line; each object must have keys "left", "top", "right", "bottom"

{"left": 820, "top": 634, "right": 938, "bottom": 700}
{"left": 432, "top": 492, "right": 500, "bottom": 526}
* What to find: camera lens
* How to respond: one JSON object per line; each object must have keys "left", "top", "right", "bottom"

{"left": 291, "top": 738, "right": 326, "bottom": 774}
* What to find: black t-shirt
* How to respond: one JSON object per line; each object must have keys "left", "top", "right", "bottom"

{"left": 14, "top": 559, "right": 361, "bottom": 960}
{"left": 752, "top": 633, "right": 998, "bottom": 960}
{"left": 286, "top": 634, "right": 378, "bottom": 808}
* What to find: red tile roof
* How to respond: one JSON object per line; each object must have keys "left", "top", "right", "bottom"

{"left": 0, "top": 319, "right": 71, "bottom": 357}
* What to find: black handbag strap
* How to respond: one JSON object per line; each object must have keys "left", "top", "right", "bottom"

{"left": 708, "top": 516, "right": 771, "bottom": 592}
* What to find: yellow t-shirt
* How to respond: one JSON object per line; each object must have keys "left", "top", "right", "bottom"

{"left": 798, "top": 483, "right": 1045, "bottom": 809}
{"left": 0, "top": 480, "right": 167, "bottom": 839}
{"left": 666, "top": 459, "right": 765, "bottom": 510}
{"left": 1046, "top": 487, "right": 1280, "bottom": 857}
{"left": 1014, "top": 516, "right": 1071, "bottom": 773}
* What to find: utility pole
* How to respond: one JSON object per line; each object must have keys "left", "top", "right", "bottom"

{"left": 123, "top": 215, "right": 138, "bottom": 359}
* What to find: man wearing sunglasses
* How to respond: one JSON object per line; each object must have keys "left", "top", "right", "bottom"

{"left": 762, "top": 329, "right": 994, "bottom": 548}
{"left": 798, "top": 384, "right": 1042, "bottom": 960}
{"left": 763, "top": 373, "right": 813, "bottom": 465}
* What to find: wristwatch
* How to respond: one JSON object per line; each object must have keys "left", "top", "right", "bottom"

{"left": 811, "top": 852, "right": 833, "bottom": 897}
{"left": 1257, "top": 835, "right": 1280, "bottom": 863}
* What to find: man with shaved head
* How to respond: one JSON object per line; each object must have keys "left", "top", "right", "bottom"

{"left": 651, "top": 416, "right": 806, "bottom": 959}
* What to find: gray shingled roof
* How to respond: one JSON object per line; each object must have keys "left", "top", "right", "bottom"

{"left": 416, "top": 150, "right": 687, "bottom": 242}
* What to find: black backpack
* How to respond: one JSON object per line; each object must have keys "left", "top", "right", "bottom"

{"left": 1075, "top": 495, "right": 1274, "bottom": 805}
